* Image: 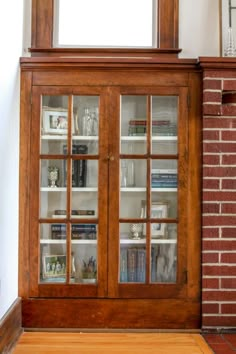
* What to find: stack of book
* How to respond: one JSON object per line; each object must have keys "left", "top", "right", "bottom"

{"left": 63, "top": 144, "right": 88, "bottom": 187}
{"left": 128, "top": 119, "right": 177, "bottom": 136}
{"left": 51, "top": 223, "right": 97, "bottom": 240}
{"left": 120, "top": 247, "right": 146, "bottom": 283}
{"left": 52, "top": 209, "right": 95, "bottom": 218}
{"left": 151, "top": 169, "right": 177, "bottom": 188}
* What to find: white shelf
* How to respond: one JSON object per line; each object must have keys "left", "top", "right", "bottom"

{"left": 120, "top": 238, "right": 177, "bottom": 245}
{"left": 151, "top": 188, "right": 177, "bottom": 192}
{"left": 121, "top": 136, "right": 177, "bottom": 142}
{"left": 41, "top": 187, "right": 98, "bottom": 192}
{"left": 41, "top": 135, "right": 98, "bottom": 141}
{"left": 120, "top": 187, "right": 146, "bottom": 192}
{"left": 120, "top": 187, "right": 177, "bottom": 192}
{"left": 40, "top": 239, "right": 97, "bottom": 245}
{"left": 52, "top": 215, "right": 97, "bottom": 219}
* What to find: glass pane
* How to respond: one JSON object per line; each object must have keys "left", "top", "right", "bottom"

{"left": 71, "top": 224, "right": 98, "bottom": 284}
{"left": 71, "top": 159, "right": 98, "bottom": 217}
{"left": 151, "top": 96, "right": 178, "bottom": 155}
{"left": 54, "top": 0, "right": 156, "bottom": 48}
{"left": 151, "top": 224, "right": 177, "bottom": 283}
{"left": 41, "top": 95, "right": 68, "bottom": 155}
{"left": 120, "top": 159, "right": 146, "bottom": 218}
{"left": 73, "top": 96, "right": 99, "bottom": 155}
{"left": 119, "top": 223, "right": 146, "bottom": 283}
{"left": 40, "top": 223, "right": 67, "bottom": 283}
{"left": 120, "top": 95, "right": 147, "bottom": 154}
{"left": 40, "top": 159, "right": 67, "bottom": 218}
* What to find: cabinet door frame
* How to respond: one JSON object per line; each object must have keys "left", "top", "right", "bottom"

{"left": 107, "top": 85, "right": 193, "bottom": 299}
{"left": 29, "top": 85, "right": 109, "bottom": 298}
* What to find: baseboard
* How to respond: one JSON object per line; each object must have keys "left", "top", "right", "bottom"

{"left": 0, "top": 298, "right": 22, "bottom": 353}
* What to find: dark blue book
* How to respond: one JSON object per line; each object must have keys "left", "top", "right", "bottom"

{"left": 136, "top": 248, "right": 146, "bottom": 283}
{"left": 127, "top": 248, "right": 137, "bottom": 282}
{"left": 120, "top": 247, "right": 128, "bottom": 282}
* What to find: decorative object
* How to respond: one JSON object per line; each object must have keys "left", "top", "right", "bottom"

{"left": 42, "top": 107, "right": 70, "bottom": 134}
{"left": 43, "top": 255, "right": 66, "bottom": 279}
{"left": 48, "top": 166, "right": 59, "bottom": 188}
{"left": 130, "top": 223, "right": 142, "bottom": 240}
{"left": 221, "top": 0, "right": 236, "bottom": 56}
{"left": 82, "top": 256, "right": 97, "bottom": 283}
{"left": 141, "top": 200, "right": 169, "bottom": 238}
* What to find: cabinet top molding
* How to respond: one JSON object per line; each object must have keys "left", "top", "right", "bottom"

{"left": 20, "top": 56, "right": 199, "bottom": 71}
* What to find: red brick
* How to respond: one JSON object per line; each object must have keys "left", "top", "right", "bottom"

{"left": 222, "top": 180, "right": 236, "bottom": 190}
{"left": 222, "top": 154, "right": 236, "bottom": 165}
{"left": 206, "top": 71, "right": 236, "bottom": 79}
{"left": 222, "top": 203, "right": 236, "bottom": 213}
{"left": 203, "top": 179, "right": 220, "bottom": 189}
{"left": 203, "top": 155, "right": 220, "bottom": 165}
{"left": 222, "top": 130, "right": 236, "bottom": 141}
{"left": 202, "top": 252, "right": 219, "bottom": 263}
{"left": 202, "top": 278, "right": 219, "bottom": 289}
{"left": 203, "top": 117, "right": 236, "bottom": 129}
{"left": 202, "top": 315, "right": 236, "bottom": 326}
{"left": 203, "top": 265, "right": 236, "bottom": 276}
{"left": 203, "top": 191, "right": 236, "bottom": 201}
{"left": 221, "top": 253, "right": 236, "bottom": 263}
{"left": 221, "top": 303, "right": 236, "bottom": 314}
{"left": 203, "top": 79, "right": 222, "bottom": 90}
{"left": 223, "top": 78, "right": 236, "bottom": 89}
{"left": 203, "top": 240, "right": 236, "bottom": 251}
{"left": 203, "top": 104, "right": 221, "bottom": 116}
{"left": 222, "top": 105, "right": 236, "bottom": 116}
{"left": 203, "top": 91, "right": 222, "bottom": 103}
{"left": 203, "top": 167, "right": 236, "bottom": 178}
{"left": 204, "top": 142, "right": 236, "bottom": 153}
{"left": 222, "top": 228, "right": 236, "bottom": 238}
{"left": 202, "top": 303, "right": 219, "bottom": 314}
{"left": 221, "top": 278, "right": 236, "bottom": 288}
{"left": 203, "top": 203, "right": 220, "bottom": 214}
{"left": 202, "top": 227, "right": 220, "bottom": 238}
{"left": 203, "top": 130, "right": 220, "bottom": 140}
{"left": 202, "top": 289, "right": 236, "bottom": 300}
{"left": 202, "top": 215, "right": 236, "bottom": 226}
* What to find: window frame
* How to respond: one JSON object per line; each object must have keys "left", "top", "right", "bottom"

{"left": 30, "top": 0, "right": 179, "bottom": 56}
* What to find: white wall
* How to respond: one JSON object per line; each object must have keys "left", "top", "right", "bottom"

{"left": 179, "top": 0, "right": 220, "bottom": 58}
{"left": 0, "top": 0, "right": 25, "bottom": 320}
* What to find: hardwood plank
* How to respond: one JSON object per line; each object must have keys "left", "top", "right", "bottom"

{"left": 12, "top": 333, "right": 213, "bottom": 354}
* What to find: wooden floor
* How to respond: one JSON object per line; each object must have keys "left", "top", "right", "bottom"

{"left": 12, "top": 332, "right": 213, "bottom": 354}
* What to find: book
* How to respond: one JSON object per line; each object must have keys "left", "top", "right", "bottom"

{"left": 136, "top": 248, "right": 146, "bottom": 283}
{"left": 63, "top": 144, "right": 88, "bottom": 187}
{"left": 51, "top": 224, "right": 66, "bottom": 239}
{"left": 71, "top": 224, "right": 97, "bottom": 240}
{"left": 120, "top": 247, "right": 128, "bottom": 282}
{"left": 53, "top": 209, "right": 95, "bottom": 216}
{"left": 51, "top": 223, "right": 97, "bottom": 240}
{"left": 127, "top": 248, "right": 137, "bottom": 282}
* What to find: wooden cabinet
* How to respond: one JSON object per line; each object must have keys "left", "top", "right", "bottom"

{"left": 19, "top": 57, "right": 201, "bottom": 329}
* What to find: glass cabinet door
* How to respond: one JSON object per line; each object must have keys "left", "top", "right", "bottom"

{"left": 113, "top": 89, "right": 187, "bottom": 297}
{"left": 36, "top": 92, "right": 105, "bottom": 293}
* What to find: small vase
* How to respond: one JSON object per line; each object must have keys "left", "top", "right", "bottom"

{"left": 224, "top": 27, "right": 236, "bottom": 57}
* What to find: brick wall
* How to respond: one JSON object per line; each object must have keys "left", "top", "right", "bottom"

{"left": 202, "top": 63, "right": 236, "bottom": 330}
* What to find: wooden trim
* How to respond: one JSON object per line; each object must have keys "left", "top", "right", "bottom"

{"left": 19, "top": 71, "right": 32, "bottom": 297}
{"left": 31, "top": 0, "right": 53, "bottom": 48}
{"left": 22, "top": 298, "right": 200, "bottom": 329}
{"left": 0, "top": 298, "right": 22, "bottom": 353}
{"left": 31, "top": 0, "right": 179, "bottom": 53}
{"left": 158, "top": 0, "right": 179, "bottom": 49}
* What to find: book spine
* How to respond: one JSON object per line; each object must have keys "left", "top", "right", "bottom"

{"left": 136, "top": 248, "right": 146, "bottom": 283}
{"left": 51, "top": 224, "right": 66, "bottom": 239}
{"left": 120, "top": 247, "right": 128, "bottom": 282}
{"left": 54, "top": 209, "right": 95, "bottom": 216}
{"left": 127, "top": 248, "right": 137, "bottom": 282}
{"left": 76, "top": 145, "right": 88, "bottom": 187}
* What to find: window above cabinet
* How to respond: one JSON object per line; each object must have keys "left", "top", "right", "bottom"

{"left": 30, "top": 0, "right": 180, "bottom": 56}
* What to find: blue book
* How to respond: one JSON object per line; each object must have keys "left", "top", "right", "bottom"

{"left": 120, "top": 248, "right": 128, "bottom": 282}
